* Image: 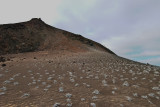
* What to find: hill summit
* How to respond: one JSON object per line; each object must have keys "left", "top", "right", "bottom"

{"left": 0, "top": 18, "right": 115, "bottom": 55}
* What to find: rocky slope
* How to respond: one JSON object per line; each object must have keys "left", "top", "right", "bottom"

{"left": 0, "top": 18, "right": 115, "bottom": 55}
{"left": 0, "top": 19, "right": 160, "bottom": 107}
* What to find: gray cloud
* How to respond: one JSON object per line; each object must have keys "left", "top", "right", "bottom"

{"left": 55, "top": 0, "right": 160, "bottom": 66}
{"left": 0, "top": 0, "right": 63, "bottom": 24}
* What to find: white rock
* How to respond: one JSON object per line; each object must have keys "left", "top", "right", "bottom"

{"left": 66, "top": 103, "right": 72, "bottom": 107}
{"left": 46, "top": 85, "right": 51, "bottom": 88}
{"left": 120, "top": 104, "right": 124, "bottom": 107}
{"left": 143, "top": 70, "right": 149, "bottom": 74}
{"left": 84, "top": 83, "right": 89, "bottom": 87}
{"left": 0, "top": 92, "right": 5, "bottom": 95}
{"left": 70, "top": 78, "right": 75, "bottom": 82}
{"left": 69, "top": 72, "right": 73, "bottom": 76}
{"left": 44, "top": 88, "right": 48, "bottom": 91}
{"left": 155, "top": 96, "right": 159, "bottom": 100}
{"left": 42, "top": 82, "right": 46, "bottom": 85}
{"left": 102, "top": 80, "right": 108, "bottom": 86}
{"left": 65, "top": 93, "right": 72, "bottom": 98}
{"left": 59, "top": 87, "right": 64, "bottom": 92}
{"left": 81, "top": 98, "right": 85, "bottom": 101}
{"left": 113, "top": 87, "right": 118, "bottom": 90}
{"left": 53, "top": 103, "right": 60, "bottom": 107}
{"left": 104, "top": 74, "right": 108, "bottom": 78}
{"left": 3, "top": 80, "right": 11, "bottom": 84}
{"left": 0, "top": 86, "right": 7, "bottom": 91}
{"left": 66, "top": 98, "right": 71, "bottom": 102}
{"left": 132, "top": 85, "right": 139, "bottom": 88}
{"left": 102, "top": 80, "right": 107, "bottom": 84}
{"left": 28, "top": 70, "right": 32, "bottom": 73}
{"left": 53, "top": 80, "right": 57, "bottom": 84}
{"left": 112, "top": 91, "right": 115, "bottom": 94}
{"left": 13, "top": 82, "right": 19, "bottom": 85}
{"left": 28, "top": 83, "right": 31, "bottom": 86}
{"left": 75, "top": 83, "right": 79, "bottom": 87}
{"left": 112, "top": 79, "right": 116, "bottom": 84}
{"left": 141, "top": 95, "right": 148, "bottom": 99}
{"left": 133, "top": 93, "right": 138, "bottom": 97}
{"left": 95, "top": 76, "right": 99, "bottom": 79}
{"left": 123, "top": 81, "right": 129, "bottom": 87}
{"left": 21, "top": 93, "right": 30, "bottom": 98}
{"left": 152, "top": 87, "right": 160, "bottom": 90}
{"left": 80, "top": 77, "right": 83, "bottom": 79}
{"left": 126, "top": 96, "right": 132, "bottom": 102}
{"left": 92, "top": 96, "right": 98, "bottom": 99}
{"left": 48, "top": 77, "right": 53, "bottom": 80}
{"left": 148, "top": 93, "right": 155, "bottom": 97}
{"left": 92, "top": 90, "right": 100, "bottom": 95}
{"left": 129, "top": 70, "right": 134, "bottom": 74}
{"left": 90, "top": 103, "right": 96, "bottom": 107}
{"left": 157, "top": 91, "right": 160, "bottom": 95}
{"left": 9, "top": 78, "right": 14, "bottom": 80}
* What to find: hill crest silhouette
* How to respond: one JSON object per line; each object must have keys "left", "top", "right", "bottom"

{"left": 0, "top": 18, "right": 115, "bottom": 55}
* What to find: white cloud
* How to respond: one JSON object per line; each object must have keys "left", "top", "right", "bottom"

{"left": 129, "top": 51, "right": 160, "bottom": 58}
{"left": 140, "top": 57, "right": 160, "bottom": 66}
{"left": 101, "top": 28, "right": 160, "bottom": 66}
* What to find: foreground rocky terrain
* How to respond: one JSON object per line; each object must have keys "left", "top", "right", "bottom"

{"left": 0, "top": 19, "right": 160, "bottom": 107}
{"left": 0, "top": 51, "right": 160, "bottom": 107}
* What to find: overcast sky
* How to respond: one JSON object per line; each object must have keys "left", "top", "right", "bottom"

{"left": 0, "top": 0, "right": 160, "bottom": 66}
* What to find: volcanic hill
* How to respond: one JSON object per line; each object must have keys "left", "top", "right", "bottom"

{"left": 0, "top": 18, "right": 115, "bottom": 55}
{"left": 0, "top": 18, "right": 160, "bottom": 107}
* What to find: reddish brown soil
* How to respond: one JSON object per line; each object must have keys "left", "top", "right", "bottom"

{"left": 0, "top": 51, "right": 160, "bottom": 107}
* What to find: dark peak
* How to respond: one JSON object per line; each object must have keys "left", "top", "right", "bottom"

{"left": 0, "top": 18, "right": 116, "bottom": 55}
{"left": 29, "top": 18, "right": 45, "bottom": 24}
{"left": 30, "top": 18, "right": 42, "bottom": 21}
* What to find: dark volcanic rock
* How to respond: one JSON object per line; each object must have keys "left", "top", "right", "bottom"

{"left": 0, "top": 18, "right": 115, "bottom": 55}
{"left": 0, "top": 56, "right": 6, "bottom": 62}
{"left": 1, "top": 63, "right": 6, "bottom": 67}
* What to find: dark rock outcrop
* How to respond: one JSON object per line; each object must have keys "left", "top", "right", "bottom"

{"left": 0, "top": 18, "right": 115, "bottom": 55}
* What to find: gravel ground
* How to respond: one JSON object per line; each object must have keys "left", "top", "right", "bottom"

{"left": 0, "top": 51, "right": 160, "bottom": 107}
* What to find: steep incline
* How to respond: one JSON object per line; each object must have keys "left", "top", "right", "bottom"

{"left": 0, "top": 18, "right": 115, "bottom": 55}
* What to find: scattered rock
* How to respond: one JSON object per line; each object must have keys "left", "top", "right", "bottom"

{"left": 92, "top": 90, "right": 100, "bottom": 95}
{"left": 65, "top": 93, "right": 72, "bottom": 98}
{"left": 90, "top": 103, "right": 96, "bottom": 107}
{"left": 0, "top": 92, "right": 5, "bottom": 96}
{"left": 59, "top": 87, "right": 64, "bottom": 92}
{"left": 0, "top": 56, "right": 6, "bottom": 62}
{"left": 152, "top": 87, "right": 160, "bottom": 91}
{"left": 81, "top": 98, "right": 85, "bottom": 101}
{"left": 123, "top": 81, "right": 129, "bottom": 87}
{"left": 21, "top": 93, "right": 30, "bottom": 98}
{"left": 126, "top": 96, "right": 132, "bottom": 102}
{"left": 53, "top": 103, "right": 60, "bottom": 107}
{"left": 66, "top": 103, "right": 72, "bottom": 107}
{"left": 1, "top": 64, "right": 6, "bottom": 67}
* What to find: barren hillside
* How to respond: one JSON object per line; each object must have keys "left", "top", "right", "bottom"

{"left": 0, "top": 19, "right": 160, "bottom": 107}
{"left": 0, "top": 18, "right": 115, "bottom": 55}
